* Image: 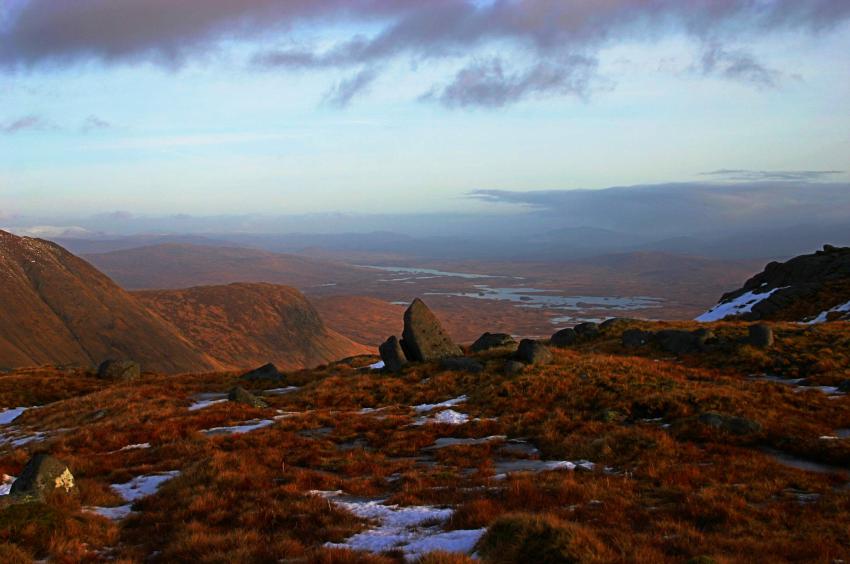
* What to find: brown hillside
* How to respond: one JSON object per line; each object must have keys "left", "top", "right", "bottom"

{"left": 136, "top": 283, "right": 372, "bottom": 371}
{"left": 0, "top": 230, "right": 218, "bottom": 373}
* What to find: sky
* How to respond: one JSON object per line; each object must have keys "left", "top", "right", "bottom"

{"left": 1, "top": 0, "right": 849, "bottom": 236}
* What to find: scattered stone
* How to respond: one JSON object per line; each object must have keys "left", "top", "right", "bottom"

{"left": 573, "top": 322, "right": 600, "bottom": 339}
{"left": 97, "top": 360, "right": 141, "bottom": 381}
{"left": 241, "top": 363, "right": 282, "bottom": 381}
{"left": 439, "top": 357, "right": 484, "bottom": 373}
{"left": 400, "top": 298, "right": 462, "bottom": 362}
{"left": 697, "top": 412, "right": 762, "bottom": 436}
{"left": 470, "top": 332, "right": 518, "bottom": 353}
{"left": 622, "top": 329, "right": 652, "bottom": 348}
{"left": 550, "top": 328, "right": 577, "bottom": 348}
{"left": 504, "top": 360, "right": 526, "bottom": 375}
{"left": 228, "top": 386, "right": 269, "bottom": 408}
{"left": 656, "top": 330, "right": 701, "bottom": 355}
{"left": 379, "top": 336, "right": 408, "bottom": 372}
{"left": 515, "top": 339, "right": 553, "bottom": 365}
{"left": 9, "top": 455, "right": 77, "bottom": 499}
{"left": 748, "top": 324, "right": 774, "bottom": 348}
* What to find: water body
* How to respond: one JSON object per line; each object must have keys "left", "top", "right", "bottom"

{"left": 358, "top": 265, "right": 501, "bottom": 279}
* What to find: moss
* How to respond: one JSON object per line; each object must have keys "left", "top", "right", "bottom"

{"left": 476, "top": 513, "right": 610, "bottom": 564}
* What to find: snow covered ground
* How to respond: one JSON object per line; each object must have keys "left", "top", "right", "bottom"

{"left": 696, "top": 287, "right": 786, "bottom": 322}
{"left": 0, "top": 474, "right": 16, "bottom": 496}
{"left": 413, "top": 395, "right": 468, "bottom": 413}
{"left": 414, "top": 409, "right": 469, "bottom": 426}
{"left": 188, "top": 398, "right": 227, "bottom": 411}
{"left": 0, "top": 407, "right": 28, "bottom": 425}
{"left": 201, "top": 419, "right": 274, "bottom": 436}
{"left": 806, "top": 299, "right": 850, "bottom": 324}
{"left": 313, "top": 490, "right": 485, "bottom": 560}
{"left": 86, "top": 471, "right": 180, "bottom": 520}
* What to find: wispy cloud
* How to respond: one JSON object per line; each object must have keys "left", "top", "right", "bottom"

{"left": 80, "top": 115, "right": 115, "bottom": 133}
{"left": 1, "top": 1, "right": 849, "bottom": 107}
{"left": 0, "top": 114, "right": 56, "bottom": 134}
{"left": 701, "top": 169, "right": 845, "bottom": 181}
{"left": 323, "top": 67, "right": 379, "bottom": 108}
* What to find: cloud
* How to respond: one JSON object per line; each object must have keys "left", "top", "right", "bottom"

{"left": 0, "top": 114, "right": 55, "bottom": 134}
{"left": 422, "top": 56, "right": 597, "bottom": 108}
{"left": 469, "top": 180, "right": 850, "bottom": 237}
{"left": 323, "top": 67, "right": 379, "bottom": 108}
{"left": 2, "top": 1, "right": 850, "bottom": 107}
{"left": 80, "top": 115, "right": 115, "bottom": 132}
{"left": 697, "top": 43, "right": 782, "bottom": 88}
{"left": 701, "top": 169, "right": 845, "bottom": 181}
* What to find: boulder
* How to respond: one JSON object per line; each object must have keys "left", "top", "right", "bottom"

{"left": 379, "top": 336, "right": 408, "bottom": 372}
{"left": 97, "top": 360, "right": 141, "bottom": 381}
{"left": 470, "top": 332, "right": 518, "bottom": 353}
{"left": 599, "top": 318, "right": 638, "bottom": 332}
{"left": 748, "top": 324, "right": 774, "bottom": 348}
{"left": 439, "top": 357, "right": 484, "bottom": 373}
{"left": 515, "top": 339, "right": 553, "bottom": 365}
{"left": 228, "top": 386, "right": 269, "bottom": 408}
{"left": 504, "top": 360, "right": 526, "bottom": 375}
{"left": 697, "top": 412, "right": 762, "bottom": 436}
{"left": 622, "top": 329, "right": 652, "bottom": 348}
{"left": 550, "top": 328, "right": 577, "bottom": 348}
{"left": 656, "top": 330, "right": 701, "bottom": 355}
{"left": 574, "top": 322, "right": 600, "bottom": 339}
{"left": 693, "top": 328, "right": 715, "bottom": 349}
{"left": 241, "top": 363, "right": 282, "bottom": 381}
{"left": 9, "top": 455, "right": 77, "bottom": 499}
{"left": 400, "top": 298, "right": 462, "bottom": 361}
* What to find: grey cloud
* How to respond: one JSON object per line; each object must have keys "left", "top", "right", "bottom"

{"left": 469, "top": 181, "right": 850, "bottom": 237}
{"left": 0, "top": 114, "right": 55, "bottom": 133}
{"left": 3, "top": 1, "right": 850, "bottom": 107}
{"left": 322, "top": 67, "right": 379, "bottom": 108}
{"left": 80, "top": 115, "right": 114, "bottom": 132}
{"left": 701, "top": 169, "right": 845, "bottom": 181}
{"left": 422, "top": 56, "right": 597, "bottom": 108}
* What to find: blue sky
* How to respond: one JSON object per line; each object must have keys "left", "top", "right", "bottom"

{"left": 1, "top": 1, "right": 849, "bottom": 228}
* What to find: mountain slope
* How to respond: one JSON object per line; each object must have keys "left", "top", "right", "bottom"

{"left": 697, "top": 244, "right": 850, "bottom": 322}
{"left": 0, "top": 230, "right": 219, "bottom": 372}
{"left": 136, "top": 283, "right": 372, "bottom": 370}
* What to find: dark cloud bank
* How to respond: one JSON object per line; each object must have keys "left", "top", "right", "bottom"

{"left": 2, "top": 1, "right": 849, "bottom": 107}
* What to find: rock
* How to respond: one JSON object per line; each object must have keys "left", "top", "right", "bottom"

{"left": 379, "top": 336, "right": 408, "bottom": 372}
{"left": 9, "top": 455, "right": 77, "bottom": 499}
{"left": 504, "top": 360, "right": 526, "bottom": 375}
{"left": 622, "top": 329, "right": 652, "bottom": 348}
{"left": 748, "top": 324, "right": 774, "bottom": 348}
{"left": 837, "top": 380, "right": 850, "bottom": 393}
{"left": 656, "top": 330, "right": 701, "bottom": 355}
{"left": 697, "top": 412, "right": 762, "bottom": 435}
{"left": 693, "top": 328, "right": 715, "bottom": 349}
{"left": 470, "top": 332, "right": 517, "bottom": 353}
{"left": 228, "top": 386, "right": 269, "bottom": 408}
{"left": 97, "top": 360, "right": 141, "bottom": 381}
{"left": 515, "top": 339, "right": 553, "bottom": 365}
{"left": 400, "top": 298, "right": 462, "bottom": 362}
{"left": 550, "top": 328, "right": 577, "bottom": 348}
{"left": 599, "top": 317, "right": 637, "bottom": 332}
{"left": 241, "top": 363, "right": 282, "bottom": 381}
{"left": 439, "top": 357, "right": 484, "bottom": 373}
{"left": 574, "top": 322, "right": 600, "bottom": 339}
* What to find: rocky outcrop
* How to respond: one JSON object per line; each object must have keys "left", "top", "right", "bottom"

{"left": 471, "top": 333, "right": 518, "bottom": 353}
{"left": 550, "top": 328, "right": 577, "bottom": 348}
{"left": 379, "top": 336, "right": 408, "bottom": 372}
{"left": 400, "top": 299, "right": 463, "bottom": 361}
{"left": 515, "top": 339, "right": 553, "bottom": 365}
{"left": 241, "top": 363, "right": 282, "bottom": 381}
{"left": 622, "top": 329, "right": 652, "bottom": 348}
{"left": 697, "top": 245, "right": 850, "bottom": 323}
{"left": 97, "top": 360, "right": 141, "bottom": 381}
{"left": 228, "top": 386, "right": 268, "bottom": 408}
{"left": 748, "top": 324, "right": 775, "bottom": 348}
{"left": 9, "top": 455, "right": 76, "bottom": 499}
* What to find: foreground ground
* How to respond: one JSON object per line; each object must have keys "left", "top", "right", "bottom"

{"left": 2, "top": 321, "right": 850, "bottom": 562}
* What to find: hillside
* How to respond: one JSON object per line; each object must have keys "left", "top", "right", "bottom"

{"left": 2, "top": 316, "right": 850, "bottom": 561}
{"left": 698, "top": 245, "right": 850, "bottom": 323}
{"left": 0, "top": 230, "right": 218, "bottom": 373}
{"left": 84, "top": 244, "right": 378, "bottom": 291}
{"left": 136, "top": 284, "right": 372, "bottom": 371}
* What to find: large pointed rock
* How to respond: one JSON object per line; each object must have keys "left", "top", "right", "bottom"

{"left": 400, "top": 299, "right": 462, "bottom": 362}
{"left": 9, "top": 455, "right": 77, "bottom": 499}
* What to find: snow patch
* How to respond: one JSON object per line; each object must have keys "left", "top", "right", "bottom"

{"left": 0, "top": 474, "right": 16, "bottom": 496}
{"left": 413, "top": 396, "right": 468, "bottom": 413}
{"left": 201, "top": 419, "right": 274, "bottom": 436}
{"left": 0, "top": 407, "right": 27, "bottom": 425}
{"left": 425, "top": 436, "right": 507, "bottom": 449}
{"left": 188, "top": 399, "right": 227, "bottom": 411}
{"left": 112, "top": 443, "right": 151, "bottom": 453}
{"left": 491, "top": 459, "right": 594, "bottom": 479}
{"left": 696, "top": 287, "right": 787, "bottom": 322}
{"left": 263, "top": 386, "right": 300, "bottom": 395}
{"left": 414, "top": 409, "right": 469, "bottom": 426}
{"left": 86, "top": 471, "right": 180, "bottom": 520}
{"left": 805, "top": 299, "right": 850, "bottom": 324}
{"left": 368, "top": 361, "right": 386, "bottom": 370}
{"left": 313, "top": 490, "right": 485, "bottom": 559}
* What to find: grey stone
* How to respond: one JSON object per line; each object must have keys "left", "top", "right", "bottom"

{"left": 698, "top": 412, "right": 762, "bottom": 436}
{"left": 515, "top": 339, "right": 553, "bottom": 365}
{"left": 97, "top": 360, "right": 141, "bottom": 381}
{"left": 470, "top": 332, "right": 517, "bottom": 353}
{"left": 400, "top": 298, "right": 462, "bottom": 362}
{"left": 748, "top": 324, "right": 775, "bottom": 348}
{"left": 622, "top": 329, "right": 652, "bottom": 348}
{"left": 379, "top": 336, "right": 408, "bottom": 372}
{"left": 9, "top": 455, "right": 77, "bottom": 499}
{"left": 574, "top": 322, "right": 600, "bottom": 339}
{"left": 550, "top": 328, "right": 577, "bottom": 348}
{"left": 241, "top": 363, "right": 282, "bottom": 381}
{"left": 504, "top": 360, "right": 526, "bottom": 375}
{"left": 228, "top": 386, "right": 269, "bottom": 408}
